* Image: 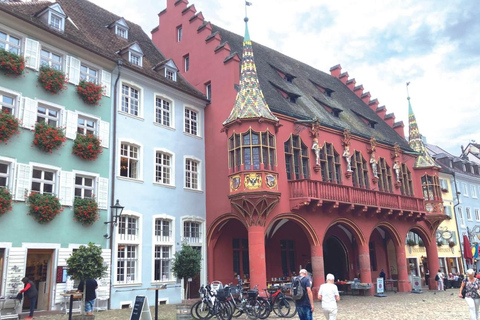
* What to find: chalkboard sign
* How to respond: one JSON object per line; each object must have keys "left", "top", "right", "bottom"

{"left": 129, "top": 296, "right": 151, "bottom": 320}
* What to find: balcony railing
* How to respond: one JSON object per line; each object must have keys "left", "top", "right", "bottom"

{"left": 289, "top": 179, "right": 425, "bottom": 212}
{"left": 154, "top": 230, "right": 172, "bottom": 243}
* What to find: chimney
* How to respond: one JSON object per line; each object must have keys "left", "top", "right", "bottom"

{"left": 384, "top": 113, "right": 395, "bottom": 127}
{"left": 330, "top": 64, "right": 341, "bottom": 78}
{"left": 375, "top": 105, "right": 386, "bottom": 119}
{"left": 369, "top": 99, "right": 379, "bottom": 112}
{"left": 353, "top": 85, "right": 364, "bottom": 98}
{"left": 361, "top": 92, "right": 371, "bottom": 105}
{"left": 393, "top": 121, "right": 405, "bottom": 139}
{"left": 346, "top": 78, "right": 356, "bottom": 91}
{"left": 339, "top": 72, "right": 349, "bottom": 84}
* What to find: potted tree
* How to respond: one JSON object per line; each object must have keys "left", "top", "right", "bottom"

{"left": 172, "top": 244, "right": 201, "bottom": 311}
{"left": 66, "top": 242, "right": 107, "bottom": 319}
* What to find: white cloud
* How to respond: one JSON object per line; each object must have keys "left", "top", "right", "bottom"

{"left": 89, "top": 0, "right": 480, "bottom": 155}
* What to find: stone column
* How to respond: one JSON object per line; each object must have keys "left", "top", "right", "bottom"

{"left": 358, "top": 242, "right": 373, "bottom": 295}
{"left": 311, "top": 244, "right": 324, "bottom": 298}
{"left": 396, "top": 244, "right": 412, "bottom": 292}
{"left": 426, "top": 238, "right": 440, "bottom": 290}
{"left": 247, "top": 225, "right": 266, "bottom": 290}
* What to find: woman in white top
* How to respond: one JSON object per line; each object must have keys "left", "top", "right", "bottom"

{"left": 318, "top": 273, "right": 340, "bottom": 320}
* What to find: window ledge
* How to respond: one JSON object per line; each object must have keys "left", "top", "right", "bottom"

{"left": 184, "top": 187, "right": 203, "bottom": 194}
{"left": 117, "top": 176, "right": 144, "bottom": 184}
{"left": 153, "top": 182, "right": 176, "bottom": 189}
{"left": 150, "top": 280, "right": 176, "bottom": 286}
{"left": 118, "top": 111, "right": 144, "bottom": 121}
{"left": 153, "top": 122, "right": 176, "bottom": 131}
{"left": 183, "top": 132, "right": 202, "bottom": 140}
{"left": 113, "top": 283, "right": 142, "bottom": 288}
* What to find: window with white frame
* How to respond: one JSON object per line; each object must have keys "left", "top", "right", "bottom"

{"left": 117, "top": 244, "right": 137, "bottom": 284}
{"left": 155, "top": 151, "right": 172, "bottom": 185}
{"left": 184, "top": 221, "right": 201, "bottom": 243}
{"left": 40, "top": 48, "right": 62, "bottom": 70}
{"left": 184, "top": 55, "right": 189, "bottom": 72}
{"left": 153, "top": 216, "right": 174, "bottom": 282}
{"left": 37, "top": 104, "right": 60, "bottom": 127}
{"left": 118, "top": 215, "right": 139, "bottom": 241}
{"left": 464, "top": 183, "right": 469, "bottom": 196}
{"left": 80, "top": 64, "right": 99, "bottom": 83}
{"left": 50, "top": 13, "right": 63, "bottom": 31}
{"left": 475, "top": 209, "right": 480, "bottom": 221}
{"left": 154, "top": 218, "right": 172, "bottom": 242}
{"left": 177, "top": 26, "right": 182, "bottom": 42}
{"left": 184, "top": 108, "right": 198, "bottom": 136}
{"left": 458, "top": 207, "right": 465, "bottom": 226}
{"left": 120, "top": 143, "right": 139, "bottom": 179}
{"left": 155, "top": 97, "right": 171, "bottom": 127}
{"left": 0, "top": 161, "right": 10, "bottom": 188}
{"left": 205, "top": 83, "right": 211, "bottom": 100}
{"left": 467, "top": 207, "right": 473, "bottom": 221}
{"left": 165, "top": 68, "right": 176, "bottom": 81}
{"left": 444, "top": 205, "right": 452, "bottom": 218}
{"left": 77, "top": 115, "right": 96, "bottom": 135}
{"left": 0, "top": 31, "right": 21, "bottom": 54}
{"left": 129, "top": 52, "right": 142, "bottom": 67}
{"left": 31, "top": 167, "right": 56, "bottom": 194}
{"left": 121, "top": 84, "right": 140, "bottom": 116}
{"left": 74, "top": 175, "right": 94, "bottom": 198}
{"left": 0, "top": 92, "right": 15, "bottom": 114}
{"left": 154, "top": 246, "right": 171, "bottom": 282}
{"left": 439, "top": 178, "right": 448, "bottom": 191}
{"left": 472, "top": 186, "right": 478, "bottom": 198}
{"left": 185, "top": 158, "right": 199, "bottom": 190}
{"left": 116, "top": 25, "right": 128, "bottom": 39}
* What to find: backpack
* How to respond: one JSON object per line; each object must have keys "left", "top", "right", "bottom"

{"left": 435, "top": 274, "right": 439, "bottom": 281}
{"left": 292, "top": 276, "right": 305, "bottom": 300}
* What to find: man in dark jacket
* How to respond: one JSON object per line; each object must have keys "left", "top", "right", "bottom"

{"left": 78, "top": 279, "right": 98, "bottom": 315}
{"left": 19, "top": 277, "right": 37, "bottom": 320}
{"left": 295, "top": 269, "right": 314, "bottom": 320}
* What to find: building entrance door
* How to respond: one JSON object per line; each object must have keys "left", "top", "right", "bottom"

{"left": 24, "top": 249, "right": 54, "bottom": 311}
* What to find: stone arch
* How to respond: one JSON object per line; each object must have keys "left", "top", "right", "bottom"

{"left": 327, "top": 217, "right": 366, "bottom": 245}
{"left": 207, "top": 213, "right": 247, "bottom": 245}
{"left": 266, "top": 213, "right": 320, "bottom": 246}
{"left": 409, "top": 225, "right": 432, "bottom": 246}
{"left": 373, "top": 221, "right": 403, "bottom": 247}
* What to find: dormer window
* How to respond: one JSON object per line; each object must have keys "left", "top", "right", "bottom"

{"left": 35, "top": 3, "right": 67, "bottom": 32}
{"left": 119, "top": 42, "right": 143, "bottom": 68}
{"left": 129, "top": 52, "right": 142, "bottom": 67}
{"left": 116, "top": 25, "right": 128, "bottom": 39}
{"left": 153, "top": 59, "right": 178, "bottom": 82}
{"left": 50, "top": 13, "right": 62, "bottom": 30}
{"left": 165, "top": 68, "right": 176, "bottom": 81}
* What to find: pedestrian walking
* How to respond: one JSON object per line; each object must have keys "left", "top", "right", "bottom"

{"left": 436, "top": 269, "right": 444, "bottom": 291}
{"left": 318, "top": 273, "right": 340, "bottom": 320}
{"left": 78, "top": 278, "right": 98, "bottom": 315}
{"left": 459, "top": 269, "right": 480, "bottom": 320}
{"left": 19, "top": 277, "right": 38, "bottom": 320}
{"left": 295, "top": 268, "right": 314, "bottom": 320}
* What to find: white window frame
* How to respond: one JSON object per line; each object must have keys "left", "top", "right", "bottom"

{"left": 466, "top": 207, "right": 473, "bottom": 221}
{"left": 36, "top": 100, "right": 65, "bottom": 128}
{"left": 464, "top": 183, "right": 469, "bottom": 197}
{"left": 184, "top": 105, "right": 201, "bottom": 137}
{"left": 0, "top": 156, "right": 16, "bottom": 193}
{"left": 472, "top": 185, "right": 477, "bottom": 198}
{"left": 0, "top": 29, "right": 21, "bottom": 55}
{"left": 205, "top": 82, "right": 211, "bottom": 100}
{"left": 118, "top": 139, "right": 143, "bottom": 181}
{"left": 73, "top": 170, "right": 99, "bottom": 199}
{"left": 152, "top": 214, "right": 175, "bottom": 283}
{"left": 184, "top": 156, "right": 202, "bottom": 191}
{"left": 49, "top": 12, "right": 63, "bottom": 31}
{"left": 30, "top": 163, "right": 60, "bottom": 196}
{"left": 184, "top": 55, "right": 189, "bottom": 72}
{"left": 128, "top": 51, "right": 142, "bottom": 67}
{"left": 177, "top": 26, "right": 182, "bottom": 42}
{"left": 115, "top": 210, "right": 141, "bottom": 286}
{"left": 458, "top": 207, "right": 465, "bottom": 227}
{"left": 119, "top": 81, "right": 143, "bottom": 119}
{"left": 181, "top": 216, "right": 204, "bottom": 245}
{"left": 165, "top": 68, "right": 176, "bottom": 81}
{"left": 154, "top": 148, "right": 175, "bottom": 187}
{"left": 154, "top": 94, "right": 174, "bottom": 128}
{"left": 439, "top": 178, "right": 448, "bottom": 191}
{"left": 444, "top": 205, "right": 452, "bottom": 218}
{"left": 40, "top": 47, "right": 63, "bottom": 70}
{"left": 80, "top": 64, "right": 99, "bottom": 84}
{"left": 475, "top": 208, "right": 480, "bottom": 222}
{"left": 115, "top": 25, "right": 128, "bottom": 39}
{"left": 0, "top": 87, "right": 21, "bottom": 116}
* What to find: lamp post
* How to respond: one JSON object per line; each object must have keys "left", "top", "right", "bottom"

{"left": 105, "top": 199, "right": 124, "bottom": 226}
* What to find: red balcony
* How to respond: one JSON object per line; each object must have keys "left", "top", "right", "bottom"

{"left": 289, "top": 179, "right": 427, "bottom": 218}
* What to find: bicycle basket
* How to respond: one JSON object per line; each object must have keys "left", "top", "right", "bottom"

{"left": 229, "top": 286, "right": 241, "bottom": 296}
{"left": 216, "top": 288, "right": 227, "bottom": 301}
{"left": 248, "top": 289, "right": 258, "bottom": 298}
{"left": 211, "top": 281, "right": 223, "bottom": 291}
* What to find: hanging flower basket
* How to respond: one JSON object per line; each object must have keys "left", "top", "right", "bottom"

{"left": 0, "top": 48, "right": 25, "bottom": 76}
{"left": 0, "top": 187, "right": 13, "bottom": 215}
{"left": 77, "top": 80, "right": 103, "bottom": 105}
{"left": 0, "top": 110, "right": 20, "bottom": 143}
{"left": 33, "top": 122, "right": 66, "bottom": 153}
{"left": 27, "top": 192, "right": 62, "bottom": 224}
{"left": 73, "top": 197, "right": 99, "bottom": 226}
{"left": 38, "top": 65, "right": 67, "bottom": 94}
{"left": 72, "top": 133, "right": 102, "bottom": 160}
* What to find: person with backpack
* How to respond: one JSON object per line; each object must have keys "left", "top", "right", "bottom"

{"left": 436, "top": 269, "right": 444, "bottom": 291}
{"left": 318, "top": 273, "right": 340, "bottom": 320}
{"left": 293, "top": 269, "right": 314, "bottom": 320}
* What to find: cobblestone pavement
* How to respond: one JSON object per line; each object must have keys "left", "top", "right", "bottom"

{"left": 28, "top": 289, "right": 470, "bottom": 320}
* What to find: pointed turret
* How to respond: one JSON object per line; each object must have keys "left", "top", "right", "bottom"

{"left": 407, "top": 89, "right": 438, "bottom": 168}
{"left": 223, "top": 17, "right": 278, "bottom": 126}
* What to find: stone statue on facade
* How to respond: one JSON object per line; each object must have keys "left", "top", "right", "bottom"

{"left": 312, "top": 138, "right": 321, "bottom": 166}
{"left": 343, "top": 146, "right": 353, "bottom": 172}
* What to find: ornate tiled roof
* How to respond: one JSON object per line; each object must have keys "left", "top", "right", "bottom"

{"left": 408, "top": 98, "right": 438, "bottom": 168}
{"left": 223, "top": 18, "right": 278, "bottom": 126}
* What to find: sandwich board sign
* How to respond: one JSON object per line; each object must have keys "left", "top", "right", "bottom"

{"left": 129, "top": 296, "right": 152, "bottom": 320}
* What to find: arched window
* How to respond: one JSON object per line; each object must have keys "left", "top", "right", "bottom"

{"left": 399, "top": 163, "right": 413, "bottom": 196}
{"left": 421, "top": 174, "right": 441, "bottom": 201}
{"left": 377, "top": 158, "right": 392, "bottom": 193}
{"left": 229, "top": 129, "right": 276, "bottom": 172}
{"left": 351, "top": 151, "right": 369, "bottom": 189}
{"left": 284, "top": 135, "right": 310, "bottom": 180}
{"left": 319, "top": 143, "right": 341, "bottom": 184}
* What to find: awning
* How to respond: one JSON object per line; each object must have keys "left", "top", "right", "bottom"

{"left": 463, "top": 235, "right": 473, "bottom": 264}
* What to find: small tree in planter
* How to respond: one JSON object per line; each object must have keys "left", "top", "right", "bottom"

{"left": 0, "top": 48, "right": 25, "bottom": 76}
{"left": 73, "top": 197, "right": 99, "bottom": 226}
{"left": 0, "top": 110, "right": 20, "bottom": 143}
{"left": 72, "top": 133, "right": 102, "bottom": 161}
{"left": 67, "top": 242, "right": 107, "bottom": 318}
{"left": 33, "top": 122, "right": 66, "bottom": 153}
{"left": 172, "top": 244, "right": 201, "bottom": 302}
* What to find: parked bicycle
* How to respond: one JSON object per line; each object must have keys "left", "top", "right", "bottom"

{"left": 259, "top": 284, "right": 297, "bottom": 318}
{"left": 232, "top": 284, "right": 268, "bottom": 319}
{"left": 191, "top": 282, "right": 233, "bottom": 320}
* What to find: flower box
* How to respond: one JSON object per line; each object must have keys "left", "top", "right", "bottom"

{"left": 0, "top": 48, "right": 25, "bottom": 76}
{"left": 38, "top": 65, "right": 67, "bottom": 94}
{"left": 27, "top": 192, "right": 62, "bottom": 224}
{"left": 0, "top": 110, "right": 20, "bottom": 143}
{"left": 77, "top": 80, "right": 103, "bottom": 105}
{"left": 73, "top": 197, "right": 99, "bottom": 226}
{"left": 72, "top": 133, "right": 102, "bottom": 160}
{"left": 33, "top": 122, "right": 66, "bottom": 153}
{"left": 0, "top": 187, "right": 13, "bottom": 215}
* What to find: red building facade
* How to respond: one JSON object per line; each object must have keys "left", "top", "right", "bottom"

{"left": 153, "top": 0, "right": 447, "bottom": 294}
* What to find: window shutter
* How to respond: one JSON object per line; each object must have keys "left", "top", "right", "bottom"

{"left": 54, "top": 248, "right": 73, "bottom": 304}
{"left": 24, "top": 38, "right": 40, "bottom": 70}
{"left": 59, "top": 171, "right": 74, "bottom": 206}
{"left": 101, "top": 70, "right": 111, "bottom": 97}
{"left": 21, "top": 97, "right": 37, "bottom": 130}
{"left": 99, "top": 120, "right": 110, "bottom": 148}
{"left": 98, "top": 249, "right": 111, "bottom": 298}
{"left": 14, "top": 163, "right": 31, "bottom": 201}
{"left": 6, "top": 247, "right": 26, "bottom": 293}
{"left": 97, "top": 177, "right": 109, "bottom": 210}
{"left": 67, "top": 56, "right": 81, "bottom": 85}
{"left": 65, "top": 110, "right": 78, "bottom": 140}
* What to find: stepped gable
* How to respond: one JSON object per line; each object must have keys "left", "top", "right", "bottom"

{"left": 0, "top": 0, "right": 205, "bottom": 100}
{"left": 210, "top": 24, "right": 411, "bottom": 150}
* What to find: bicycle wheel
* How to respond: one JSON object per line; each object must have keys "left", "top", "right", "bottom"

{"left": 245, "top": 298, "right": 259, "bottom": 319}
{"left": 279, "top": 296, "right": 297, "bottom": 318}
{"left": 194, "top": 300, "right": 213, "bottom": 320}
{"left": 256, "top": 297, "right": 271, "bottom": 319}
{"left": 216, "top": 300, "right": 232, "bottom": 320}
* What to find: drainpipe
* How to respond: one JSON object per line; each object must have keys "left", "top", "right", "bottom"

{"left": 452, "top": 172, "right": 465, "bottom": 272}
{"left": 107, "top": 59, "right": 122, "bottom": 310}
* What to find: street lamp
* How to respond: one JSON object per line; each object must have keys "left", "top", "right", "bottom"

{"left": 105, "top": 199, "right": 124, "bottom": 226}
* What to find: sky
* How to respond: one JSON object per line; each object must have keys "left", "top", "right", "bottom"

{"left": 90, "top": 0, "right": 480, "bottom": 155}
